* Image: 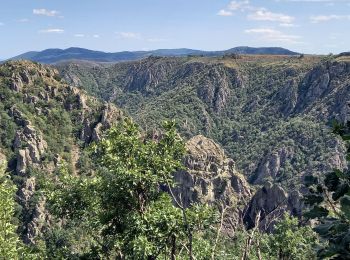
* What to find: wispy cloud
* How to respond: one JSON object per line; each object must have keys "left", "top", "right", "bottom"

{"left": 248, "top": 9, "right": 295, "bottom": 23}
{"left": 228, "top": 0, "right": 251, "bottom": 11}
{"left": 217, "top": 9, "right": 233, "bottom": 16}
{"left": 74, "top": 34, "right": 85, "bottom": 37}
{"left": 33, "top": 9, "right": 60, "bottom": 17}
{"left": 217, "top": 0, "right": 251, "bottom": 16}
{"left": 39, "top": 28, "right": 64, "bottom": 33}
{"left": 310, "top": 14, "right": 350, "bottom": 22}
{"left": 93, "top": 34, "right": 100, "bottom": 38}
{"left": 147, "top": 38, "right": 168, "bottom": 42}
{"left": 218, "top": 1, "right": 295, "bottom": 25}
{"left": 18, "top": 18, "right": 29, "bottom": 23}
{"left": 279, "top": 23, "right": 297, "bottom": 27}
{"left": 116, "top": 32, "right": 142, "bottom": 39}
{"left": 278, "top": 0, "right": 349, "bottom": 2}
{"left": 245, "top": 28, "right": 302, "bottom": 44}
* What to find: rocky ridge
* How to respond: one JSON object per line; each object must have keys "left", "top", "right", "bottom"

{"left": 174, "top": 135, "right": 251, "bottom": 208}
{"left": 0, "top": 60, "right": 124, "bottom": 244}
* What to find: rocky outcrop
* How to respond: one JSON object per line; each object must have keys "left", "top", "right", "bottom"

{"left": 173, "top": 135, "right": 251, "bottom": 207}
{"left": 82, "top": 103, "right": 124, "bottom": 142}
{"left": 294, "top": 61, "right": 350, "bottom": 122}
{"left": 244, "top": 183, "right": 303, "bottom": 231}
{"left": 196, "top": 66, "right": 232, "bottom": 113}
{"left": 126, "top": 57, "right": 177, "bottom": 93}
{"left": 251, "top": 146, "right": 295, "bottom": 185}
{"left": 1, "top": 60, "right": 125, "bottom": 245}
{"left": 276, "top": 79, "right": 298, "bottom": 115}
{"left": 13, "top": 122, "right": 47, "bottom": 174}
{"left": 23, "top": 197, "right": 50, "bottom": 245}
{"left": 0, "top": 151, "right": 6, "bottom": 166}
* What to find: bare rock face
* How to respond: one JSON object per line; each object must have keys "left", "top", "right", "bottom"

{"left": 244, "top": 183, "right": 303, "bottom": 231}
{"left": 252, "top": 146, "right": 295, "bottom": 185}
{"left": 126, "top": 57, "right": 177, "bottom": 93}
{"left": 0, "top": 150, "right": 6, "bottom": 166}
{"left": 14, "top": 124, "right": 47, "bottom": 174}
{"left": 173, "top": 135, "right": 251, "bottom": 208}
{"left": 11, "top": 75, "right": 24, "bottom": 92}
{"left": 276, "top": 79, "right": 298, "bottom": 115}
{"left": 197, "top": 66, "right": 231, "bottom": 113}
{"left": 83, "top": 103, "right": 124, "bottom": 142}
{"left": 294, "top": 61, "right": 350, "bottom": 122}
{"left": 23, "top": 198, "right": 50, "bottom": 245}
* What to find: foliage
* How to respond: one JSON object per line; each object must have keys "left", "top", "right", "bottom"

{"left": 0, "top": 161, "right": 40, "bottom": 259}
{"left": 262, "top": 214, "right": 319, "bottom": 260}
{"left": 58, "top": 55, "right": 340, "bottom": 191}
{"left": 304, "top": 122, "right": 350, "bottom": 259}
{"left": 45, "top": 119, "right": 216, "bottom": 259}
{"left": 0, "top": 162, "right": 22, "bottom": 259}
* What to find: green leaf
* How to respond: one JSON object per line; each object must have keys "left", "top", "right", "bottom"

{"left": 304, "top": 206, "right": 329, "bottom": 219}
{"left": 325, "top": 171, "right": 340, "bottom": 192}
{"left": 314, "top": 222, "right": 334, "bottom": 236}
{"left": 304, "top": 175, "right": 318, "bottom": 187}
{"left": 332, "top": 184, "right": 349, "bottom": 201}
{"left": 340, "top": 195, "right": 350, "bottom": 220}
{"left": 304, "top": 194, "right": 324, "bottom": 205}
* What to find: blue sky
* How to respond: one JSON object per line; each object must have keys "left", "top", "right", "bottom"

{"left": 0, "top": 0, "right": 350, "bottom": 58}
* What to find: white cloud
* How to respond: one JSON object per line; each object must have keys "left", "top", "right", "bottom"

{"left": 39, "top": 28, "right": 64, "bottom": 33}
{"left": 245, "top": 28, "right": 301, "bottom": 44}
{"left": 93, "top": 34, "right": 100, "bottom": 38}
{"left": 310, "top": 14, "right": 350, "bottom": 23}
{"left": 33, "top": 9, "right": 60, "bottom": 17}
{"left": 217, "top": 9, "right": 233, "bottom": 16}
{"left": 279, "top": 23, "right": 297, "bottom": 27}
{"left": 116, "top": 32, "right": 142, "bottom": 39}
{"left": 218, "top": 1, "right": 295, "bottom": 26}
{"left": 228, "top": 0, "right": 251, "bottom": 11}
{"left": 248, "top": 9, "right": 295, "bottom": 23}
{"left": 217, "top": 1, "right": 250, "bottom": 16}
{"left": 278, "top": 0, "right": 349, "bottom": 2}
{"left": 74, "top": 34, "right": 85, "bottom": 37}
{"left": 147, "top": 38, "right": 168, "bottom": 42}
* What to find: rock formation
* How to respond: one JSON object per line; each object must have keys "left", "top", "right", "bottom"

{"left": 173, "top": 135, "right": 251, "bottom": 208}
{"left": 0, "top": 60, "right": 124, "bottom": 245}
{"left": 244, "top": 182, "right": 303, "bottom": 231}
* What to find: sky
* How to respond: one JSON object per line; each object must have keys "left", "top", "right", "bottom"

{"left": 0, "top": 0, "right": 350, "bottom": 59}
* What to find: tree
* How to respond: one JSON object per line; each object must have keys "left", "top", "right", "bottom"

{"left": 263, "top": 214, "right": 319, "bottom": 260}
{"left": 45, "top": 119, "right": 215, "bottom": 259}
{"left": 304, "top": 122, "right": 350, "bottom": 259}
{"left": 0, "top": 160, "right": 23, "bottom": 259}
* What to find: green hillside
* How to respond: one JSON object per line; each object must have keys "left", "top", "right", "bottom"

{"left": 58, "top": 55, "right": 350, "bottom": 190}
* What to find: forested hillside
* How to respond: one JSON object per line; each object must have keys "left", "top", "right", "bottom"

{"left": 0, "top": 60, "right": 123, "bottom": 247}
{"left": 58, "top": 55, "right": 350, "bottom": 192}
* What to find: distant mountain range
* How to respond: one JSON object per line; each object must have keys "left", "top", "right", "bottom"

{"left": 8, "top": 46, "right": 300, "bottom": 64}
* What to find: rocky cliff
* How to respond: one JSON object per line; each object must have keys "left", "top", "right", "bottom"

{"left": 174, "top": 135, "right": 251, "bottom": 207}
{"left": 0, "top": 60, "right": 124, "bottom": 244}
{"left": 57, "top": 55, "right": 350, "bottom": 230}
{"left": 58, "top": 56, "right": 349, "bottom": 186}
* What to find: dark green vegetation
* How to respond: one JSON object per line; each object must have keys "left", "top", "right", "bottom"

{"left": 43, "top": 120, "right": 216, "bottom": 258}
{"left": 0, "top": 56, "right": 349, "bottom": 259}
{"left": 304, "top": 122, "right": 350, "bottom": 259}
{"left": 0, "top": 60, "right": 123, "bottom": 249}
{"left": 58, "top": 54, "right": 350, "bottom": 191}
{"left": 0, "top": 161, "right": 23, "bottom": 258}
{"left": 0, "top": 113, "right": 319, "bottom": 259}
{"left": 9, "top": 46, "right": 299, "bottom": 64}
